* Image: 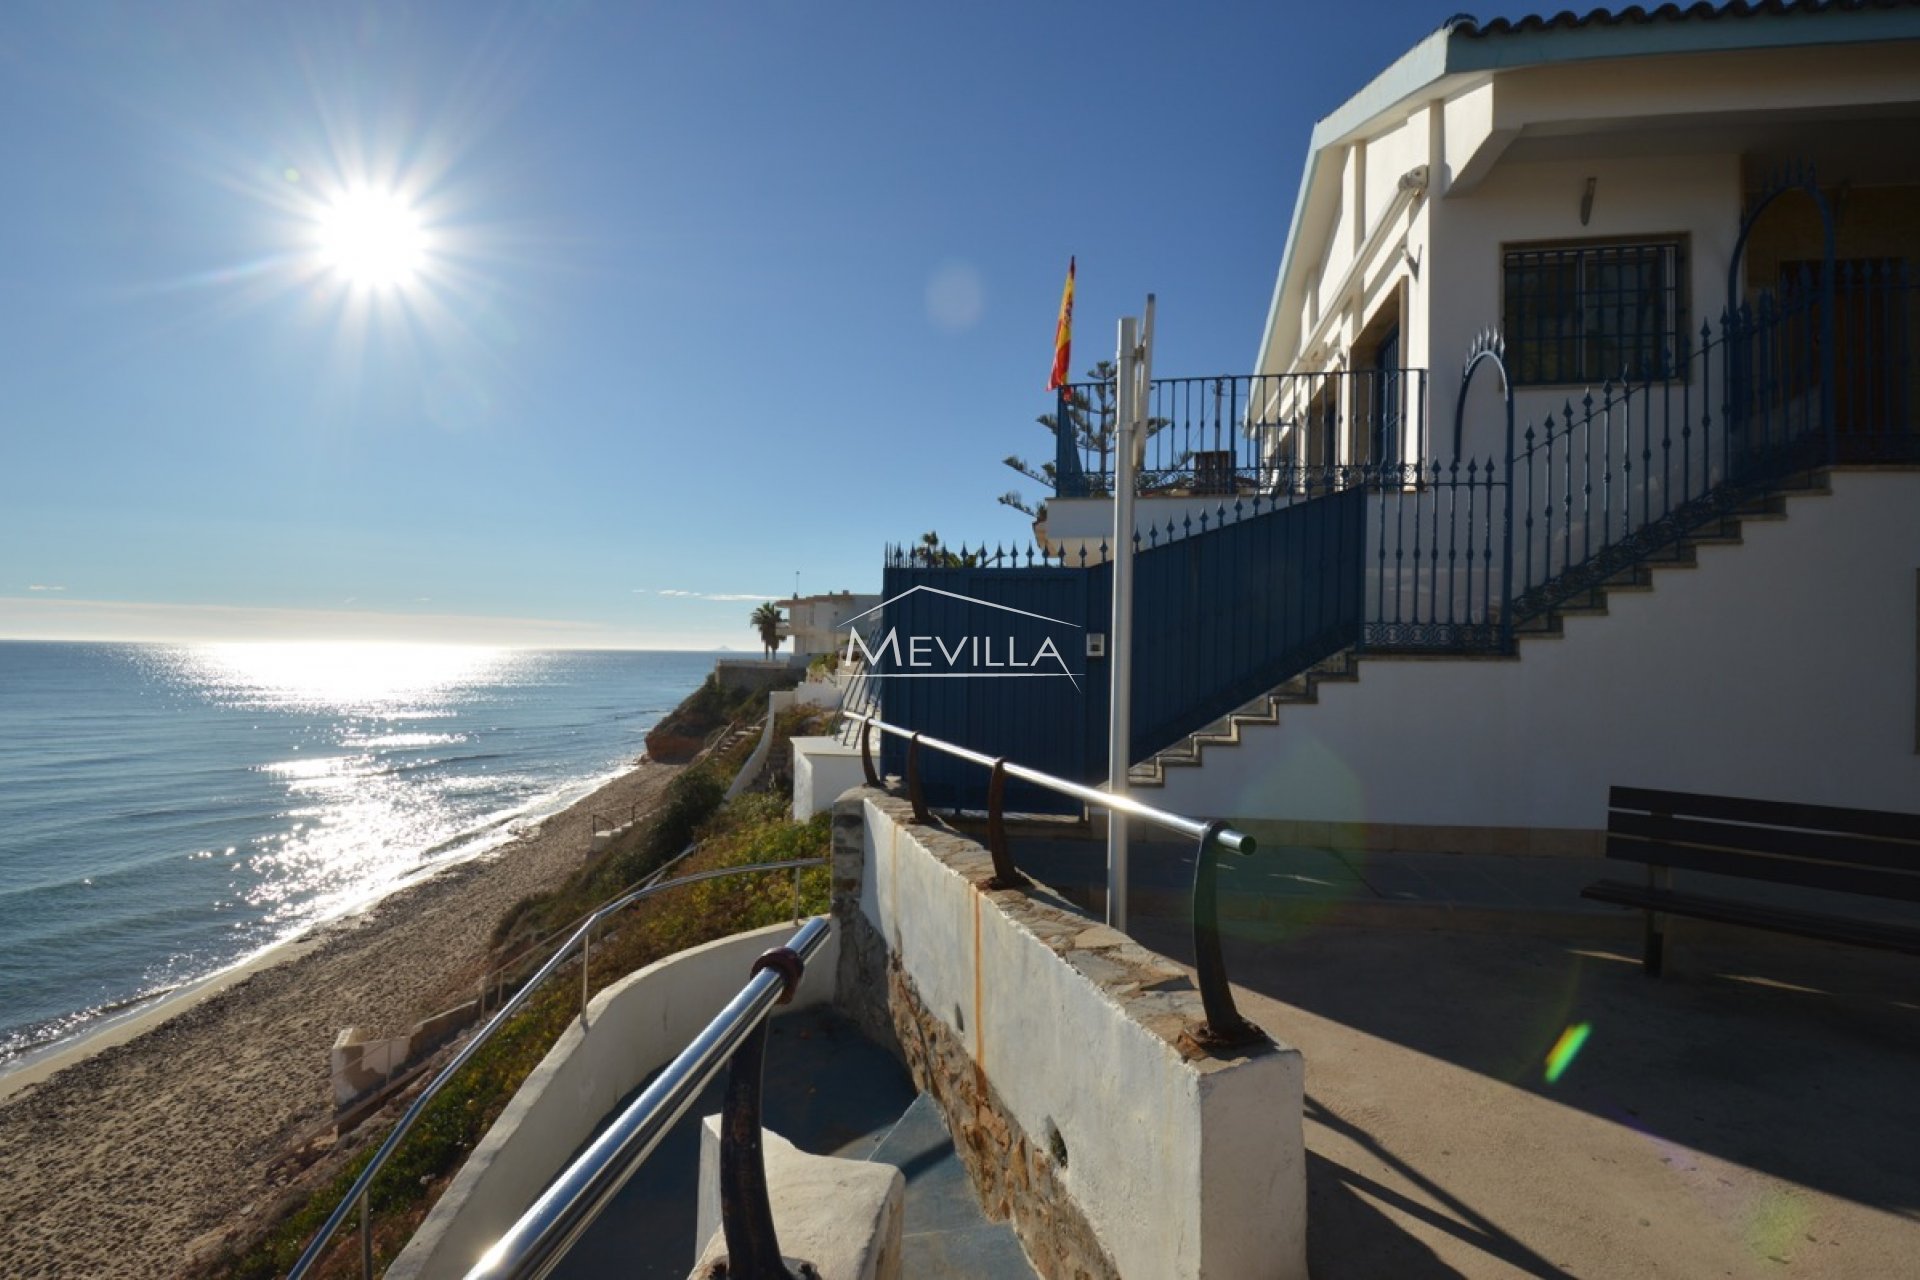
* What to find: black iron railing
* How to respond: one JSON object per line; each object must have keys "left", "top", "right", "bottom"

{"left": 848, "top": 712, "right": 1264, "bottom": 1050}
{"left": 896, "top": 257, "right": 1912, "bottom": 787}
{"left": 463, "top": 917, "right": 831, "bottom": 1280}
{"left": 1052, "top": 368, "right": 1428, "bottom": 500}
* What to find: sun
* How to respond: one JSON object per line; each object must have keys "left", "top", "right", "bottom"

{"left": 314, "top": 188, "right": 427, "bottom": 290}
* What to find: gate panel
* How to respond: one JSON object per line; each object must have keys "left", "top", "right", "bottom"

{"left": 873, "top": 563, "right": 1101, "bottom": 813}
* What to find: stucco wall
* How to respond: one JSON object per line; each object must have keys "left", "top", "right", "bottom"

{"left": 841, "top": 790, "right": 1306, "bottom": 1280}
{"left": 792, "top": 735, "right": 867, "bottom": 820}
{"left": 1427, "top": 149, "right": 1743, "bottom": 461}
{"left": 1152, "top": 469, "right": 1920, "bottom": 834}
{"left": 390, "top": 921, "right": 837, "bottom": 1280}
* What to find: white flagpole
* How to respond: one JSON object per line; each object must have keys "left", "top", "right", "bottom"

{"left": 1107, "top": 311, "right": 1138, "bottom": 931}
{"left": 1107, "top": 296, "right": 1155, "bottom": 932}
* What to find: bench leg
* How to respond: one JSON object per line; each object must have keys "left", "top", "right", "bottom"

{"left": 1643, "top": 865, "right": 1671, "bottom": 978}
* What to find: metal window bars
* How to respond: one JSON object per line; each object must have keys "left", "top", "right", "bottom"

{"left": 847, "top": 712, "right": 1264, "bottom": 1050}
{"left": 462, "top": 917, "right": 832, "bottom": 1280}
{"left": 287, "top": 859, "right": 826, "bottom": 1280}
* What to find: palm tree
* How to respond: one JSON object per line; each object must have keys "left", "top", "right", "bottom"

{"left": 749, "top": 602, "right": 783, "bottom": 660}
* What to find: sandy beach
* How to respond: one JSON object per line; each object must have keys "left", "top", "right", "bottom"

{"left": 0, "top": 758, "right": 681, "bottom": 1280}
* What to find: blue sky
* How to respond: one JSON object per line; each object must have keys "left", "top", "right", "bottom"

{"left": 0, "top": 1, "right": 1497, "bottom": 648}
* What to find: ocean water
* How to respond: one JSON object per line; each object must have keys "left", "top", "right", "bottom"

{"left": 0, "top": 641, "right": 717, "bottom": 1064}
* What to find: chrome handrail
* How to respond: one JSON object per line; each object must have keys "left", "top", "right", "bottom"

{"left": 464, "top": 915, "right": 831, "bottom": 1280}
{"left": 847, "top": 712, "right": 1262, "bottom": 1050}
{"left": 288, "top": 857, "right": 826, "bottom": 1280}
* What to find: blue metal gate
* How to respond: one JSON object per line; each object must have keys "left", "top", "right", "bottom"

{"left": 875, "top": 485, "right": 1366, "bottom": 811}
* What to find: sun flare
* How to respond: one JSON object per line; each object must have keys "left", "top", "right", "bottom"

{"left": 315, "top": 188, "right": 427, "bottom": 290}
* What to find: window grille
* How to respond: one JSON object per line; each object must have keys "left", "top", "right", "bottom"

{"left": 1503, "top": 240, "right": 1687, "bottom": 385}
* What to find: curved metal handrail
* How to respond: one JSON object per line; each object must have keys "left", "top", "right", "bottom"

{"left": 288, "top": 857, "right": 826, "bottom": 1280}
{"left": 464, "top": 916, "right": 832, "bottom": 1280}
{"left": 846, "top": 712, "right": 1262, "bottom": 1049}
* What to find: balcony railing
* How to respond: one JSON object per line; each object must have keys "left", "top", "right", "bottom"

{"left": 1052, "top": 368, "right": 1428, "bottom": 500}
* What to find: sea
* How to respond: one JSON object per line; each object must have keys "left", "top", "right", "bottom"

{"left": 0, "top": 641, "right": 717, "bottom": 1068}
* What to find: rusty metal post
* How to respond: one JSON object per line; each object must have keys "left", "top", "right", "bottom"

{"left": 983, "top": 759, "right": 1029, "bottom": 890}
{"left": 718, "top": 945, "right": 808, "bottom": 1280}
{"left": 580, "top": 921, "right": 591, "bottom": 1027}
{"left": 906, "top": 733, "right": 929, "bottom": 824}
{"left": 360, "top": 1192, "right": 372, "bottom": 1279}
{"left": 858, "top": 720, "right": 878, "bottom": 787}
{"left": 1190, "top": 820, "right": 1262, "bottom": 1049}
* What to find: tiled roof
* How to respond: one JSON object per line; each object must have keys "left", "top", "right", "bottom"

{"left": 1450, "top": 0, "right": 1920, "bottom": 39}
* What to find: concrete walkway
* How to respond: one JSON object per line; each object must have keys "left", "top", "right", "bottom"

{"left": 1005, "top": 828, "right": 1920, "bottom": 1279}
{"left": 1009, "top": 829, "right": 1920, "bottom": 929}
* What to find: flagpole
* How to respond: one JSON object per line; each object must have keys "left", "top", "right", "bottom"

{"left": 1108, "top": 313, "right": 1139, "bottom": 932}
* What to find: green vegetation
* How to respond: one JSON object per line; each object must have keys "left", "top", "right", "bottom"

{"left": 210, "top": 706, "right": 838, "bottom": 1280}
{"left": 750, "top": 601, "right": 783, "bottom": 659}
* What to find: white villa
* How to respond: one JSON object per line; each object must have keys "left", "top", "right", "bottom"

{"left": 1256, "top": 2, "right": 1920, "bottom": 468}
{"left": 774, "top": 589, "right": 883, "bottom": 658}
{"left": 1022, "top": 3, "right": 1920, "bottom": 847}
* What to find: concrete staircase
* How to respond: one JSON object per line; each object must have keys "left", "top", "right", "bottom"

{"left": 1127, "top": 483, "right": 1817, "bottom": 791}
{"left": 552, "top": 1006, "right": 1033, "bottom": 1280}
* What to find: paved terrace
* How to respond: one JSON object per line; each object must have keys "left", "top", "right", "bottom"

{"left": 1010, "top": 830, "right": 1920, "bottom": 1278}
{"left": 538, "top": 830, "right": 1916, "bottom": 1278}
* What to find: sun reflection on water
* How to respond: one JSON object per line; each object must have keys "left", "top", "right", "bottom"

{"left": 153, "top": 641, "right": 551, "bottom": 935}
{"left": 181, "top": 642, "right": 521, "bottom": 713}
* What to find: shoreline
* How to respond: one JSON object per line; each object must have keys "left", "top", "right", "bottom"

{"left": 0, "top": 755, "right": 634, "bottom": 1095}
{"left": 0, "top": 755, "right": 684, "bottom": 1279}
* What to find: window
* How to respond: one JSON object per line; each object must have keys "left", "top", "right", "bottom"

{"left": 1503, "top": 239, "right": 1687, "bottom": 385}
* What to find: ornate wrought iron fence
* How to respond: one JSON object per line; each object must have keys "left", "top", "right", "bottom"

{"left": 1505, "top": 260, "right": 1914, "bottom": 626}
{"left": 922, "top": 252, "right": 1914, "bottom": 777}
{"left": 1052, "top": 368, "right": 1428, "bottom": 499}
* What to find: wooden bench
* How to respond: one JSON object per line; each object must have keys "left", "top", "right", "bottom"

{"left": 1582, "top": 786, "right": 1920, "bottom": 976}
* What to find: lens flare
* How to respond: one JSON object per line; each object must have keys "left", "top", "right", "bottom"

{"left": 1543, "top": 1021, "right": 1592, "bottom": 1083}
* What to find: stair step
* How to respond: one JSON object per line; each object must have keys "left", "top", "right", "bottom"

{"left": 1139, "top": 474, "right": 1825, "bottom": 784}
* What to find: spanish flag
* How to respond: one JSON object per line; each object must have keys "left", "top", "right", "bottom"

{"left": 1047, "top": 256, "right": 1075, "bottom": 392}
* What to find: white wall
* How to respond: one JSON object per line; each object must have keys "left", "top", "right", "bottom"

{"left": 859, "top": 798, "right": 1306, "bottom": 1280}
{"left": 1426, "top": 150, "right": 1743, "bottom": 461}
{"left": 1153, "top": 470, "right": 1920, "bottom": 832}
{"left": 390, "top": 921, "right": 838, "bottom": 1280}
{"left": 1044, "top": 494, "right": 1258, "bottom": 559}
{"left": 792, "top": 736, "right": 868, "bottom": 820}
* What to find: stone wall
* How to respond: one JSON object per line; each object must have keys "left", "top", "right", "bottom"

{"left": 831, "top": 788, "right": 1308, "bottom": 1280}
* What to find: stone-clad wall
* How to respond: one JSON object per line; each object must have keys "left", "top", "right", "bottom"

{"left": 831, "top": 788, "right": 1307, "bottom": 1280}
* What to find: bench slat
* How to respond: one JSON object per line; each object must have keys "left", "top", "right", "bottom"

{"left": 1610, "top": 786, "right": 1920, "bottom": 843}
{"left": 1605, "top": 833, "right": 1920, "bottom": 903}
{"left": 1582, "top": 880, "right": 1920, "bottom": 955}
{"left": 1609, "top": 809, "right": 1920, "bottom": 873}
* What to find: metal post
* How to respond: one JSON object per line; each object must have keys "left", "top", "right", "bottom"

{"left": 906, "top": 733, "right": 929, "bottom": 824}
{"left": 858, "top": 720, "right": 878, "bottom": 787}
{"left": 1190, "top": 820, "right": 1261, "bottom": 1050}
{"left": 580, "top": 922, "right": 591, "bottom": 1027}
{"left": 1108, "top": 314, "right": 1140, "bottom": 932}
{"left": 360, "top": 1193, "right": 372, "bottom": 1279}
{"left": 719, "top": 944, "right": 808, "bottom": 1280}
{"left": 983, "top": 759, "right": 1029, "bottom": 891}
